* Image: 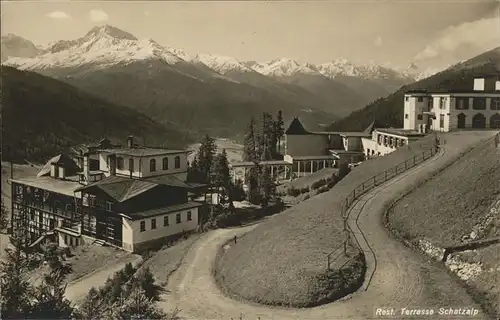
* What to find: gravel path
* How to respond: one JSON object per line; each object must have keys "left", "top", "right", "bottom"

{"left": 160, "top": 131, "right": 496, "bottom": 320}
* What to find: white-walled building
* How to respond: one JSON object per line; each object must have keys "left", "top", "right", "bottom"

{"left": 10, "top": 136, "right": 206, "bottom": 253}
{"left": 404, "top": 76, "right": 500, "bottom": 132}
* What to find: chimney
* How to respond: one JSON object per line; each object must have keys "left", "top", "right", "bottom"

{"left": 109, "top": 154, "right": 117, "bottom": 176}
{"left": 83, "top": 155, "right": 90, "bottom": 184}
{"left": 127, "top": 135, "right": 134, "bottom": 148}
{"left": 58, "top": 166, "right": 66, "bottom": 179}
{"left": 473, "top": 78, "right": 485, "bottom": 91}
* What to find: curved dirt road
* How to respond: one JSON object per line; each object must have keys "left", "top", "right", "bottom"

{"left": 161, "top": 132, "right": 496, "bottom": 320}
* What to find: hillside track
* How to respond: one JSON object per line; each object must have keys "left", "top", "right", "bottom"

{"left": 160, "top": 131, "right": 496, "bottom": 320}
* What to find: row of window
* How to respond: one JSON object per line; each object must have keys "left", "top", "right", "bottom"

{"left": 407, "top": 96, "right": 500, "bottom": 111}
{"left": 114, "top": 156, "right": 182, "bottom": 172}
{"left": 404, "top": 114, "right": 423, "bottom": 120}
{"left": 455, "top": 97, "right": 500, "bottom": 110}
{"left": 139, "top": 211, "right": 192, "bottom": 232}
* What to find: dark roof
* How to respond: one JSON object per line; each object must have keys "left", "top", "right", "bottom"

{"left": 429, "top": 90, "right": 500, "bottom": 94}
{"left": 75, "top": 174, "right": 206, "bottom": 202}
{"left": 37, "top": 154, "right": 80, "bottom": 178}
{"left": 290, "top": 155, "right": 338, "bottom": 160}
{"left": 405, "top": 89, "right": 429, "bottom": 94}
{"left": 75, "top": 176, "right": 159, "bottom": 202}
{"left": 285, "top": 117, "right": 309, "bottom": 135}
{"left": 97, "top": 147, "right": 186, "bottom": 157}
{"left": 229, "top": 160, "right": 292, "bottom": 167}
{"left": 10, "top": 176, "right": 81, "bottom": 197}
{"left": 144, "top": 174, "right": 206, "bottom": 189}
{"left": 71, "top": 137, "right": 115, "bottom": 156}
{"left": 126, "top": 201, "right": 204, "bottom": 219}
{"left": 376, "top": 128, "right": 426, "bottom": 137}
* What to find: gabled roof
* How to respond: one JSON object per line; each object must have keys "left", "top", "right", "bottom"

{"left": 285, "top": 117, "right": 309, "bottom": 135}
{"left": 75, "top": 176, "right": 159, "bottom": 202}
{"left": 37, "top": 154, "right": 80, "bottom": 178}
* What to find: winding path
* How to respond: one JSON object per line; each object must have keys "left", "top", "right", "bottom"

{"left": 160, "top": 131, "right": 497, "bottom": 320}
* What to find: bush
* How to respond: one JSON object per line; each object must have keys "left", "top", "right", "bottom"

{"left": 287, "top": 187, "right": 301, "bottom": 197}
{"left": 303, "top": 194, "right": 310, "bottom": 200}
{"left": 311, "top": 178, "right": 328, "bottom": 190}
{"left": 300, "top": 187, "right": 310, "bottom": 194}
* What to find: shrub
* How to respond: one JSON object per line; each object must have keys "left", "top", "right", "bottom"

{"left": 303, "top": 194, "right": 310, "bottom": 200}
{"left": 300, "top": 187, "right": 310, "bottom": 194}
{"left": 311, "top": 178, "right": 328, "bottom": 190}
{"left": 287, "top": 187, "right": 301, "bottom": 197}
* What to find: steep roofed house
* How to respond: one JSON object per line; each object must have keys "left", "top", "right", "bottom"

{"left": 9, "top": 136, "right": 206, "bottom": 253}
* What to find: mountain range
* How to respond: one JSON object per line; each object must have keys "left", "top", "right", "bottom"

{"left": 328, "top": 46, "right": 500, "bottom": 132}
{"left": 2, "top": 25, "right": 422, "bottom": 141}
{"left": 1, "top": 66, "right": 192, "bottom": 163}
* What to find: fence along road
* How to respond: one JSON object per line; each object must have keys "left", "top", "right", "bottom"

{"left": 161, "top": 131, "right": 496, "bottom": 320}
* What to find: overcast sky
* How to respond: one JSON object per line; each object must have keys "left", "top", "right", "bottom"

{"left": 1, "top": 1, "right": 499, "bottom": 68}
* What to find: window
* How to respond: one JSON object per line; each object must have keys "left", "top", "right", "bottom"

{"left": 117, "top": 157, "right": 124, "bottom": 170}
{"left": 129, "top": 158, "right": 134, "bottom": 172}
{"left": 405, "top": 96, "right": 409, "bottom": 102}
{"left": 417, "top": 114, "right": 423, "bottom": 120}
{"left": 150, "top": 159, "right": 156, "bottom": 172}
{"left": 163, "top": 216, "right": 169, "bottom": 226}
{"left": 456, "top": 98, "right": 470, "bottom": 110}
{"left": 176, "top": 213, "right": 181, "bottom": 224}
{"left": 417, "top": 97, "right": 424, "bottom": 102}
{"left": 405, "top": 114, "right": 409, "bottom": 119}
{"left": 151, "top": 218, "right": 156, "bottom": 230}
{"left": 140, "top": 221, "right": 146, "bottom": 232}
{"left": 187, "top": 211, "right": 192, "bottom": 221}
{"left": 439, "top": 114, "right": 445, "bottom": 128}
{"left": 174, "top": 156, "right": 181, "bottom": 169}
{"left": 439, "top": 97, "right": 446, "bottom": 109}
{"left": 106, "top": 201, "right": 112, "bottom": 212}
{"left": 472, "top": 97, "right": 486, "bottom": 110}
{"left": 491, "top": 98, "right": 500, "bottom": 110}
{"left": 162, "top": 157, "right": 169, "bottom": 170}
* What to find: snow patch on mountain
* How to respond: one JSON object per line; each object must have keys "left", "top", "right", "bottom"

{"left": 4, "top": 25, "right": 183, "bottom": 70}
{"left": 194, "top": 53, "right": 253, "bottom": 75}
{"left": 253, "top": 57, "right": 320, "bottom": 77}
{"left": 317, "top": 58, "right": 411, "bottom": 81}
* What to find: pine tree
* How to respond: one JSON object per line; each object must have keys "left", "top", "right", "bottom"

{"left": 197, "top": 135, "right": 217, "bottom": 184}
{"left": 258, "top": 112, "right": 274, "bottom": 161}
{"left": 243, "top": 117, "right": 257, "bottom": 162}
{"left": 0, "top": 200, "right": 9, "bottom": 233}
{"left": 259, "top": 165, "right": 276, "bottom": 207}
{"left": 212, "top": 149, "right": 234, "bottom": 213}
{"left": 274, "top": 110, "right": 285, "bottom": 155}
{"left": 246, "top": 161, "right": 261, "bottom": 205}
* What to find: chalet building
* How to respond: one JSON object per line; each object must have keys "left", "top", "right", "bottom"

{"left": 404, "top": 75, "right": 500, "bottom": 132}
{"left": 9, "top": 136, "right": 206, "bottom": 253}
{"left": 229, "top": 119, "right": 373, "bottom": 184}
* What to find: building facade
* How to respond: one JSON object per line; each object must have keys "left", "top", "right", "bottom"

{"left": 404, "top": 76, "right": 500, "bottom": 132}
{"left": 9, "top": 136, "right": 206, "bottom": 253}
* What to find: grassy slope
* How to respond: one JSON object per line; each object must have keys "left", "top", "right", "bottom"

{"left": 328, "top": 47, "right": 500, "bottom": 131}
{"left": 1, "top": 66, "right": 193, "bottom": 163}
{"left": 389, "top": 141, "right": 500, "bottom": 246}
{"left": 388, "top": 139, "right": 500, "bottom": 317}
{"left": 216, "top": 135, "right": 437, "bottom": 307}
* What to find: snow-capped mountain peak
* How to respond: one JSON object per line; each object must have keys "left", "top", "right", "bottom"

{"left": 4, "top": 25, "right": 183, "bottom": 70}
{"left": 84, "top": 25, "right": 138, "bottom": 41}
{"left": 194, "top": 53, "right": 253, "bottom": 75}
{"left": 253, "top": 57, "right": 320, "bottom": 77}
